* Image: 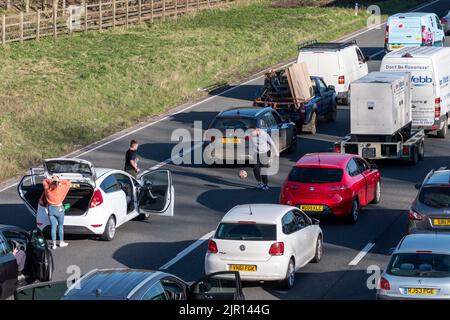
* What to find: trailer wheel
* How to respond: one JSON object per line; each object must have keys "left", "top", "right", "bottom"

{"left": 408, "top": 146, "right": 419, "bottom": 166}
{"left": 418, "top": 142, "right": 425, "bottom": 161}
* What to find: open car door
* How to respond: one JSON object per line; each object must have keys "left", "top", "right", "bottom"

{"left": 26, "top": 228, "right": 54, "bottom": 283}
{"left": 137, "top": 170, "right": 174, "bottom": 217}
{"left": 14, "top": 280, "right": 68, "bottom": 300}
{"left": 189, "top": 271, "right": 245, "bottom": 300}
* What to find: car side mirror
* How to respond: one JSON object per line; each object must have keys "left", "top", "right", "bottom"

{"left": 370, "top": 164, "right": 378, "bottom": 171}
{"left": 414, "top": 183, "right": 421, "bottom": 190}
{"left": 312, "top": 218, "right": 320, "bottom": 225}
{"left": 388, "top": 247, "right": 395, "bottom": 255}
{"left": 328, "top": 85, "right": 335, "bottom": 91}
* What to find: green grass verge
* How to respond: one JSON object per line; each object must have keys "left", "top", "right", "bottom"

{"left": 0, "top": 0, "right": 426, "bottom": 181}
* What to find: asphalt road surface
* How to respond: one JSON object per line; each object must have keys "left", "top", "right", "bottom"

{"left": 1, "top": 0, "right": 450, "bottom": 300}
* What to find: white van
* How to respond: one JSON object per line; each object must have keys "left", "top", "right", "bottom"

{"left": 385, "top": 12, "right": 445, "bottom": 52}
{"left": 297, "top": 41, "right": 369, "bottom": 105}
{"left": 380, "top": 47, "right": 450, "bottom": 137}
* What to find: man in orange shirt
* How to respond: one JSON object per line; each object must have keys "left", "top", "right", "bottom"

{"left": 43, "top": 176, "right": 72, "bottom": 250}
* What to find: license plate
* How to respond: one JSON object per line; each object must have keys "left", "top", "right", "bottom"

{"left": 229, "top": 264, "right": 257, "bottom": 272}
{"left": 433, "top": 219, "right": 450, "bottom": 226}
{"left": 392, "top": 45, "right": 404, "bottom": 49}
{"left": 222, "top": 138, "right": 241, "bottom": 144}
{"left": 362, "top": 147, "right": 376, "bottom": 158}
{"left": 405, "top": 288, "right": 436, "bottom": 295}
{"left": 300, "top": 205, "right": 324, "bottom": 212}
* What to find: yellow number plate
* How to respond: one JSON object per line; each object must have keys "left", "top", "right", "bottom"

{"left": 300, "top": 205, "right": 324, "bottom": 212}
{"left": 406, "top": 288, "right": 436, "bottom": 295}
{"left": 392, "top": 45, "right": 404, "bottom": 49}
{"left": 433, "top": 219, "right": 450, "bottom": 226}
{"left": 229, "top": 264, "right": 257, "bottom": 272}
{"left": 222, "top": 138, "right": 241, "bottom": 144}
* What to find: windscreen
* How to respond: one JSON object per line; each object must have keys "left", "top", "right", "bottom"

{"left": 215, "top": 223, "right": 276, "bottom": 241}
{"left": 387, "top": 253, "right": 450, "bottom": 277}
{"left": 419, "top": 186, "right": 450, "bottom": 208}
{"left": 288, "top": 167, "right": 343, "bottom": 183}
{"left": 211, "top": 118, "right": 256, "bottom": 130}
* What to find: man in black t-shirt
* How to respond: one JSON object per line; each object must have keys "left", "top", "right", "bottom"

{"left": 124, "top": 140, "right": 140, "bottom": 178}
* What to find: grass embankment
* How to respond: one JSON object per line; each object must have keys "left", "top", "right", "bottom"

{"left": 0, "top": 0, "right": 426, "bottom": 181}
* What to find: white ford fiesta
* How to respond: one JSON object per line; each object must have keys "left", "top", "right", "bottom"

{"left": 205, "top": 204, "right": 323, "bottom": 289}
{"left": 18, "top": 158, "right": 174, "bottom": 241}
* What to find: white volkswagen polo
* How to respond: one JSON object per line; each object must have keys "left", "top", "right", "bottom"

{"left": 205, "top": 204, "right": 323, "bottom": 290}
{"left": 18, "top": 158, "right": 174, "bottom": 241}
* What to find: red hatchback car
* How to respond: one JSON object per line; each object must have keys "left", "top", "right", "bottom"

{"left": 280, "top": 153, "right": 381, "bottom": 223}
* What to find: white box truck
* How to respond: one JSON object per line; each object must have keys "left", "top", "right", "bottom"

{"left": 350, "top": 72, "right": 412, "bottom": 140}
{"left": 380, "top": 46, "right": 450, "bottom": 138}
{"left": 335, "top": 72, "right": 425, "bottom": 165}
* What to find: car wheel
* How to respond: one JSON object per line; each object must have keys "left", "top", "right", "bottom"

{"left": 311, "top": 235, "right": 323, "bottom": 263}
{"left": 101, "top": 216, "right": 116, "bottom": 241}
{"left": 347, "top": 198, "right": 359, "bottom": 224}
{"left": 371, "top": 181, "right": 381, "bottom": 204}
{"left": 326, "top": 104, "right": 337, "bottom": 122}
{"left": 136, "top": 213, "right": 150, "bottom": 221}
{"left": 437, "top": 120, "right": 448, "bottom": 138}
{"left": 280, "top": 259, "right": 295, "bottom": 290}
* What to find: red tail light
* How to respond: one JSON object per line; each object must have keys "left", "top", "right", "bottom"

{"left": 379, "top": 277, "right": 390, "bottom": 290}
{"left": 422, "top": 25, "right": 426, "bottom": 44}
{"left": 338, "top": 75, "right": 345, "bottom": 85}
{"left": 385, "top": 25, "right": 389, "bottom": 44}
{"left": 89, "top": 189, "right": 103, "bottom": 208}
{"left": 269, "top": 242, "right": 284, "bottom": 256}
{"left": 245, "top": 136, "right": 250, "bottom": 141}
{"left": 402, "top": 146, "right": 409, "bottom": 156}
{"left": 210, "top": 136, "right": 216, "bottom": 143}
{"left": 442, "top": 18, "right": 448, "bottom": 23}
{"left": 408, "top": 209, "right": 423, "bottom": 221}
{"left": 435, "top": 97, "right": 441, "bottom": 118}
{"left": 334, "top": 143, "right": 342, "bottom": 153}
{"left": 207, "top": 240, "right": 218, "bottom": 254}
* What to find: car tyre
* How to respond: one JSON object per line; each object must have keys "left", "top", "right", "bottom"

{"left": 311, "top": 235, "right": 323, "bottom": 263}
{"left": 418, "top": 142, "right": 424, "bottom": 161}
{"left": 280, "top": 258, "right": 295, "bottom": 290}
{"left": 371, "top": 180, "right": 381, "bottom": 204}
{"left": 101, "top": 216, "right": 116, "bottom": 241}
{"left": 347, "top": 198, "right": 359, "bottom": 224}
{"left": 408, "top": 146, "right": 419, "bottom": 166}
{"left": 436, "top": 120, "right": 448, "bottom": 138}
{"left": 136, "top": 213, "right": 150, "bottom": 221}
{"left": 326, "top": 104, "right": 337, "bottom": 122}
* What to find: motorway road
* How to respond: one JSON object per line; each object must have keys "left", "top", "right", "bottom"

{"left": 1, "top": 0, "right": 450, "bottom": 300}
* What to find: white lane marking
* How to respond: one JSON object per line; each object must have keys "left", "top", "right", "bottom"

{"left": 348, "top": 243, "right": 375, "bottom": 266}
{"left": 0, "top": 0, "right": 443, "bottom": 194}
{"left": 159, "top": 231, "right": 215, "bottom": 270}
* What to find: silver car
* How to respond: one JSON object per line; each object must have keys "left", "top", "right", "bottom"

{"left": 442, "top": 11, "right": 450, "bottom": 35}
{"left": 377, "top": 233, "right": 450, "bottom": 300}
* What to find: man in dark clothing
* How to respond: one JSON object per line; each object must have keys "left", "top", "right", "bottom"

{"left": 125, "top": 140, "right": 140, "bottom": 178}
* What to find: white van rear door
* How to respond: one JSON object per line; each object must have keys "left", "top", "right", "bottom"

{"left": 410, "top": 71, "right": 435, "bottom": 127}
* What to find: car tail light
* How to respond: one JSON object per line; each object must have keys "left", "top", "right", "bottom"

{"left": 269, "top": 242, "right": 284, "bottom": 256}
{"left": 207, "top": 240, "right": 218, "bottom": 254}
{"left": 422, "top": 25, "right": 427, "bottom": 44}
{"left": 435, "top": 97, "right": 441, "bottom": 118}
{"left": 385, "top": 25, "right": 389, "bottom": 44}
{"left": 89, "top": 189, "right": 103, "bottom": 208}
{"left": 245, "top": 136, "right": 250, "bottom": 141}
{"left": 91, "top": 224, "right": 103, "bottom": 228}
{"left": 210, "top": 136, "right": 216, "bottom": 143}
{"left": 379, "top": 277, "right": 390, "bottom": 290}
{"left": 402, "top": 146, "right": 409, "bottom": 156}
{"left": 36, "top": 222, "right": 44, "bottom": 227}
{"left": 334, "top": 144, "right": 342, "bottom": 153}
{"left": 408, "top": 209, "right": 423, "bottom": 221}
{"left": 442, "top": 18, "right": 448, "bottom": 23}
{"left": 338, "top": 75, "right": 345, "bottom": 85}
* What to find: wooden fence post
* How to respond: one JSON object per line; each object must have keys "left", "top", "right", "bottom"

{"left": 19, "top": 12, "right": 24, "bottom": 42}
{"left": 138, "top": 0, "right": 142, "bottom": 23}
{"left": 207, "top": 0, "right": 210, "bottom": 8}
{"left": 62, "top": 0, "right": 66, "bottom": 14}
{"left": 25, "top": 0, "right": 30, "bottom": 12}
{"left": 150, "top": 0, "right": 153, "bottom": 23}
{"left": 112, "top": 0, "right": 116, "bottom": 28}
{"left": 163, "top": 0, "right": 166, "bottom": 21}
{"left": 196, "top": 0, "right": 199, "bottom": 10}
{"left": 2, "top": 15, "right": 5, "bottom": 46}
{"left": 84, "top": 2, "right": 88, "bottom": 32}
{"left": 6, "top": 0, "right": 11, "bottom": 10}
{"left": 36, "top": 10, "right": 40, "bottom": 41}
{"left": 174, "top": 0, "right": 177, "bottom": 20}
{"left": 53, "top": 4, "right": 57, "bottom": 37}
{"left": 125, "top": 0, "right": 128, "bottom": 27}
{"left": 186, "top": 0, "right": 188, "bottom": 12}
{"left": 99, "top": 1, "right": 102, "bottom": 30}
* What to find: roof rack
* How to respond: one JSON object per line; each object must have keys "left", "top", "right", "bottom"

{"left": 298, "top": 40, "right": 357, "bottom": 51}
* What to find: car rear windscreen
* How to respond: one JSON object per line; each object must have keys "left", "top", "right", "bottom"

{"left": 387, "top": 253, "right": 450, "bottom": 277}
{"left": 288, "top": 167, "right": 343, "bottom": 183}
{"left": 211, "top": 118, "right": 256, "bottom": 130}
{"left": 419, "top": 186, "right": 450, "bottom": 208}
{"left": 215, "top": 223, "right": 276, "bottom": 241}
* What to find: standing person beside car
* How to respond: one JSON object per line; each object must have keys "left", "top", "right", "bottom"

{"left": 43, "top": 176, "right": 71, "bottom": 250}
{"left": 124, "top": 140, "right": 140, "bottom": 178}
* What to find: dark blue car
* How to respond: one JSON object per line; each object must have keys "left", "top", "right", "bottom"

{"left": 254, "top": 72, "right": 337, "bottom": 134}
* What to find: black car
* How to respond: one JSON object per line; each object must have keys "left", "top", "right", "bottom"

{"left": 15, "top": 268, "right": 245, "bottom": 300}
{"left": 205, "top": 107, "right": 297, "bottom": 165}
{"left": 408, "top": 168, "right": 450, "bottom": 234}
{"left": 0, "top": 225, "right": 53, "bottom": 299}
